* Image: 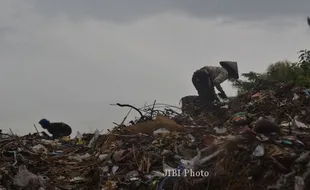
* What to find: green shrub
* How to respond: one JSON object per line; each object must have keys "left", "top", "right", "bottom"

{"left": 232, "top": 50, "right": 310, "bottom": 93}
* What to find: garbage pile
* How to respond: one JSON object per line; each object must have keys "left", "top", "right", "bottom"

{"left": 1, "top": 83, "right": 310, "bottom": 190}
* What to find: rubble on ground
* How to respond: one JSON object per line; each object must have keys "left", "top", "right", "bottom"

{"left": 1, "top": 83, "right": 310, "bottom": 190}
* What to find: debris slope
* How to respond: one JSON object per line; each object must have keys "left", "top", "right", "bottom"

{"left": 1, "top": 83, "right": 310, "bottom": 190}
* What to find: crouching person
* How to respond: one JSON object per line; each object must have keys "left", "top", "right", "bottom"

{"left": 192, "top": 61, "right": 239, "bottom": 106}
{"left": 39, "top": 118, "right": 72, "bottom": 140}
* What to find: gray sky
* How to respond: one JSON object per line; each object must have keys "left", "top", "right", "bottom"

{"left": 1, "top": 0, "right": 309, "bottom": 135}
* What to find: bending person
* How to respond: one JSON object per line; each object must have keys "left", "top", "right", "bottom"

{"left": 192, "top": 61, "right": 239, "bottom": 105}
{"left": 39, "top": 118, "right": 72, "bottom": 140}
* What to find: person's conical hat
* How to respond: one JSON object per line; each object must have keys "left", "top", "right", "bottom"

{"left": 219, "top": 61, "right": 239, "bottom": 79}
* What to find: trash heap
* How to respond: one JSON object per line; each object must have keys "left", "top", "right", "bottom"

{"left": 1, "top": 83, "right": 310, "bottom": 190}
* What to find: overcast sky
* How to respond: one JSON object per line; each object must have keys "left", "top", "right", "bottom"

{"left": 1, "top": 0, "right": 309, "bottom": 135}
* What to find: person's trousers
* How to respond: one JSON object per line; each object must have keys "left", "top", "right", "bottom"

{"left": 192, "top": 69, "right": 218, "bottom": 105}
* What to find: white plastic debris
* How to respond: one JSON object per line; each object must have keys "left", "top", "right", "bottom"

{"left": 69, "top": 177, "right": 85, "bottom": 182}
{"left": 180, "top": 150, "right": 201, "bottom": 170}
{"left": 102, "top": 166, "right": 109, "bottom": 173}
{"left": 293, "top": 117, "right": 309, "bottom": 129}
{"left": 8, "top": 151, "right": 18, "bottom": 166}
{"left": 256, "top": 134, "right": 269, "bottom": 142}
{"left": 187, "top": 134, "right": 195, "bottom": 142}
{"left": 293, "top": 93, "right": 300, "bottom": 100}
{"left": 225, "top": 134, "right": 245, "bottom": 141}
{"left": 198, "top": 149, "right": 224, "bottom": 166}
{"left": 279, "top": 122, "right": 292, "bottom": 127}
{"left": 13, "top": 165, "right": 44, "bottom": 187}
{"left": 163, "top": 162, "right": 175, "bottom": 172}
{"left": 153, "top": 128, "right": 170, "bottom": 135}
{"left": 112, "top": 166, "right": 119, "bottom": 174}
{"left": 87, "top": 129, "right": 100, "bottom": 148}
{"left": 32, "top": 144, "right": 48, "bottom": 154}
{"left": 152, "top": 171, "right": 165, "bottom": 177}
{"left": 76, "top": 131, "right": 82, "bottom": 139}
{"left": 69, "top": 153, "right": 91, "bottom": 162}
{"left": 214, "top": 127, "right": 227, "bottom": 134}
{"left": 125, "top": 170, "right": 140, "bottom": 181}
{"left": 161, "top": 149, "right": 172, "bottom": 156}
{"left": 252, "top": 145, "right": 265, "bottom": 157}
{"left": 57, "top": 176, "right": 65, "bottom": 180}
{"left": 112, "top": 150, "right": 126, "bottom": 161}
{"left": 222, "top": 99, "right": 229, "bottom": 103}
{"left": 41, "top": 139, "right": 60, "bottom": 146}
{"left": 99, "top": 154, "right": 109, "bottom": 161}
{"left": 220, "top": 105, "right": 229, "bottom": 109}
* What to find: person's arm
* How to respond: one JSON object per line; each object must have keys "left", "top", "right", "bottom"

{"left": 49, "top": 123, "right": 62, "bottom": 139}
{"left": 213, "top": 69, "right": 228, "bottom": 96}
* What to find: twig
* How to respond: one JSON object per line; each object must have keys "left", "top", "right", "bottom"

{"left": 111, "top": 103, "right": 143, "bottom": 118}
{"left": 110, "top": 134, "right": 145, "bottom": 138}
{"left": 120, "top": 108, "right": 132, "bottom": 125}
{"left": 99, "top": 129, "right": 106, "bottom": 133}
{"left": 113, "top": 122, "right": 120, "bottom": 126}
{"left": 118, "top": 150, "right": 133, "bottom": 161}
{"left": 33, "top": 124, "right": 39, "bottom": 133}
{"left": 198, "top": 149, "right": 224, "bottom": 166}
{"left": 150, "top": 100, "right": 157, "bottom": 118}
{"left": 270, "top": 156, "right": 289, "bottom": 171}
{"left": 138, "top": 103, "right": 181, "bottom": 110}
{"left": 9, "top": 128, "right": 35, "bottom": 154}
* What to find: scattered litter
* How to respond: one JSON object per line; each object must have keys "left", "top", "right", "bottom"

{"left": 294, "top": 118, "right": 309, "bottom": 129}
{"left": 214, "top": 127, "right": 227, "bottom": 134}
{"left": 99, "top": 154, "right": 109, "bottom": 161}
{"left": 87, "top": 129, "right": 100, "bottom": 148}
{"left": 32, "top": 144, "right": 48, "bottom": 154}
{"left": 252, "top": 144, "right": 265, "bottom": 157}
{"left": 1, "top": 83, "right": 310, "bottom": 189}
{"left": 220, "top": 104, "right": 229, "bottom": 109}
{"left": 293, "top": 93, "right": 299, "bottom": 100}
{"left": 68, "top": 153, "right": 91, "bottom": 162}
{"left": 112, "top": 166, "right": 119, "bottom": 174}
{"left": 153, "top": 128, "right": 170, "bottom": 135}
{"left": 13, "top": 165, "right": 46, "bottom": 188}
{"left": 70, "top": 177, "right": 85, "bottom": 182}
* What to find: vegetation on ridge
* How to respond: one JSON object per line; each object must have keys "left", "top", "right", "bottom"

{"left": 232, "top": 49, "right": 310, "bottom": 93}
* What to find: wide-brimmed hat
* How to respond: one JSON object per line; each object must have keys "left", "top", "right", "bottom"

{"left": 219, "top": 61, "right": 239, "bottom": 79}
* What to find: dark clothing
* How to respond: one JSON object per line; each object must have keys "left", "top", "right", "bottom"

{"left": 46, "top": 122, "right": 72, "bottom": 139}
{"left": 199, "top": 66, "right": 228, "bottom": 94}
{"left": 194, "top": 62, "right": 239, "bottom": 99}
{"left": 192, "top": 69, "right": 219, "bottom": 105}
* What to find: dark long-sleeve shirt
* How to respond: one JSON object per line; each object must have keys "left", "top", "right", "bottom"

{"left": 46, "top": 122, "right": 72, "bottom": 139}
